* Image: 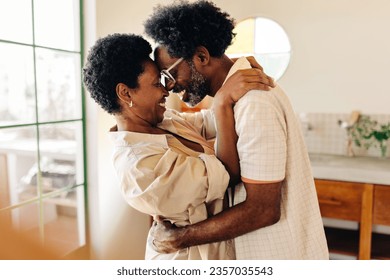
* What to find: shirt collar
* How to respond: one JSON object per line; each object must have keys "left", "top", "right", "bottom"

{"left": 223, "top": 57, "right": 252, "bottom": 85}
{"left": 109, "top": 125, "right": 169, "bottom": 147}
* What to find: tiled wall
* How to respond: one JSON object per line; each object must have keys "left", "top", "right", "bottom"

{"left": 299, "top": 112, "right": 390, "bottom": 158}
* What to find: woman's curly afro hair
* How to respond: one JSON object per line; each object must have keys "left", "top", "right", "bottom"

{"left": 144, "top": 0, "right": 235, "bottom": 59}
{"left": 83, "top": 33, "right": 152, "bottom": 114}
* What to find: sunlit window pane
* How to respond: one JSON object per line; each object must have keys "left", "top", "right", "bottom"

{"left": 0, "top": 43, "right": 36, "bottom": 126}
{"left": 228, "top": 18, "right": 255, "bottom": 54}
{"left": 7, "top": 202, "right": 40, "bottom": 236}
{"left": 34, "top": 0, "right": 80, "bottom": 51}
{"left": 0, "top": 0, "right": 32, "bottom": 43}
{"left": 42, "top": 186, "right": 86, "bottom": 256}
{"left": 226, "top": 17, "right": 291, "bottom": 81}
{"left": 0, "top": 126, "right": 38, "bottom": 208}
{"left": 254, "top": 18, "right": 291, "bottom": 53}
{"left": 254, "top": 53, "right": 291, "bottom": 82}
{"left": 0, "top": 203, "right": 56, "bottom": 259}
{"left": 0, "top": 0, "right": 85, "bottom": 259}
{"left": 35, "top": 48, "right": 82, "bottom": 122}
{"left": 38, "top": 122, "right": 84, "bottom": 188}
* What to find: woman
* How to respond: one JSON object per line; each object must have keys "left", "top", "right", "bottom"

{"left": 83, "top": 33, "right": 273, "bottom": 260}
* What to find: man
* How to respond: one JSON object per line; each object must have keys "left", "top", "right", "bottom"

{"left": 144, "top": 0, "right": 329, "bottom": 259}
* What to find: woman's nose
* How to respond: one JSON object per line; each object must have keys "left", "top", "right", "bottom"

{"left": 162, "top": 85, "right": 169, "bottom": 96}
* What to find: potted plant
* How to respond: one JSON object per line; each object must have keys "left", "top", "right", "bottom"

{"left": 349, "top": 115, "right": 390, "bottom": 158}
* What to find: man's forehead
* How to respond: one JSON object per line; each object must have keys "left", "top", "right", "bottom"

{"left": 155, "top": 46, "right": 178, "bottom": 68}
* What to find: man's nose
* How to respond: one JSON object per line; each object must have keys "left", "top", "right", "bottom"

{"left": 165, "top": 79, "right": 175, "bottom": 91}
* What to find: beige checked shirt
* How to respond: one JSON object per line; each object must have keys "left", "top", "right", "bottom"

{"left": 226, "top": 57, "right": 329, "bottom": 259}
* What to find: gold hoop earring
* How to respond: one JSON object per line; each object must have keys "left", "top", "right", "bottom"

{"left": 128, "top": 100, "right": 133, "bottom": 108}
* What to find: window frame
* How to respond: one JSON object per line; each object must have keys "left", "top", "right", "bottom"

{"left": 0, "top": 0, "right": 88, "bottom": 258}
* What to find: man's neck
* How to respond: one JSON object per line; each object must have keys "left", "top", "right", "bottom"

{"left": 209, "top": 54, "right": 234, "bottom": 97}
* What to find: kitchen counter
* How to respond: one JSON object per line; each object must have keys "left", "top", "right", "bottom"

{"left": 309, "top": 153, "right": 390, "bottom": 185}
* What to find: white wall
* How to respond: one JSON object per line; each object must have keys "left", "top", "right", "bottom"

{"left": 85, "top": 0, "right": 390, "bottom": 259}
{"left": 84, "top": 0, "right": 155, "bottom": 260}
{"left": 212, "top": 0, "right": 390, "bottom": 114}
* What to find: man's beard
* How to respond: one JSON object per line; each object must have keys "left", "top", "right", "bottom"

{"left": 185, "top": 60, "right": 209, "bottom": 106}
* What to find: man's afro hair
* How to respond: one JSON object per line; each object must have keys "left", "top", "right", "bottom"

{"left": 83, "top": 33, "right": 152, "bottom": 114}
{"left": 144, "top": 0, "right": 235, "bottom": 59}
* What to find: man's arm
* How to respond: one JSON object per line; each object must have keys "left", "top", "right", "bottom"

{"left": 151, "top": 181, "right": 282, "bottom": 253}
{"left": 151, "top": 89, "right": 286, "bottom": 253}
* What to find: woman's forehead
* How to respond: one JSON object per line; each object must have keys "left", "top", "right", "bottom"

{"left": 140, "top": 59, "right": 160, "bottom": 79}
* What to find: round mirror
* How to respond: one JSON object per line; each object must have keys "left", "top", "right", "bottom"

{"left": 226, "top": 17, "right": 291, "bottom": 81}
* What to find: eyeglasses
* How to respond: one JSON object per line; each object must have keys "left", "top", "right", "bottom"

{"left": 160, "top": 57, "right": 184, "bottom": 86}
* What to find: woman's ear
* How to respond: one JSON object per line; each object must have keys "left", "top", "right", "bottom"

{"left": 116, "top": 83, "right": 132, "bottom": 104}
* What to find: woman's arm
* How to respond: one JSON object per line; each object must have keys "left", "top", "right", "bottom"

{"left": 113, "top": 144, "right": 230, "bottom": 223}
{"left": 177, "top": 66, "right": 275, "bottom": 141}
{"left": 213, "top": 68, "right": 274, "bottom": 186}
{"left": 213, "top": 86, "right": 240, "bottom": 186}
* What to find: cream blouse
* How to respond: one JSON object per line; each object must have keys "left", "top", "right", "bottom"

{"left": 109, "top": 109, "right": 235, "bottom": 260}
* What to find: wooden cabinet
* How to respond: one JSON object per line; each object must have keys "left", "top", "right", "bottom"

{"left": 315, "top": 179, "right": 390, "bottom": 260}
{"left": 373, "top": 185, "right": 390, "bottom": 226}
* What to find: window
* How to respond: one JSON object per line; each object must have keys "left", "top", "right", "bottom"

{"left": 0, "top": 0, "right": 86, "bottom": 258}
{"left": 226, "top": 17, "right": 291, "bottom": 81}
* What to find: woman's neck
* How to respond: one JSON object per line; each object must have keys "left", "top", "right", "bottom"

{"left": 115, "top": 113, "right": 204, "bottom": 153}
{"left": 115, "top": 114, "right": 165, "bottom": 134}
